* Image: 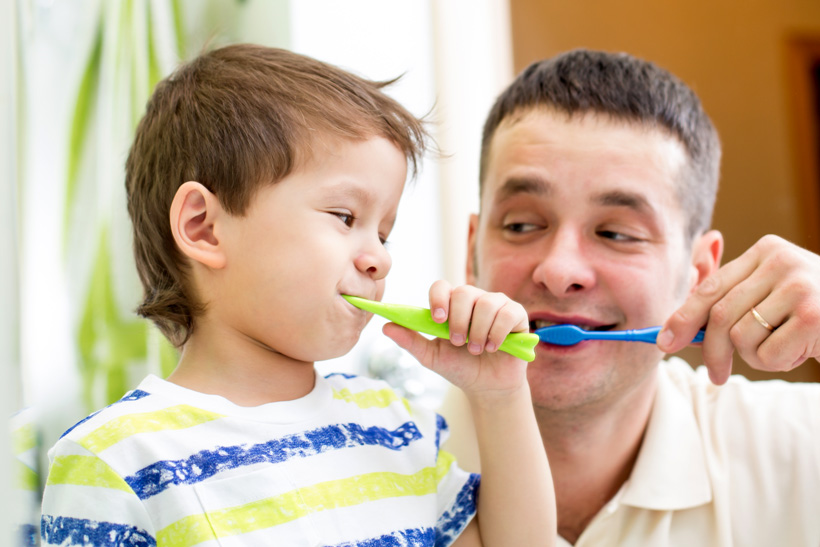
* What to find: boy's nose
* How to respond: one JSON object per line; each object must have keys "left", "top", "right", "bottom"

{"left": 354, "top": 239, "right": 392, "bottom": 280}
{"left": 531, "top": 230, "right": 595, "bottom": 296}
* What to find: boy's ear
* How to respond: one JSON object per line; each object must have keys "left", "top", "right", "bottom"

{"left": 688, "top": 229, "right": 724, "bottom": 293}
{"left": 169, "top": 181, "right": 227, "bottom": 269}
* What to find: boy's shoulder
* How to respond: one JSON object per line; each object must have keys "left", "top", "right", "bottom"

{"left": 55, "top": 375, "right": 174, "bottom": 445}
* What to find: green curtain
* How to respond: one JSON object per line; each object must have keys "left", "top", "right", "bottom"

{"left": 62, "top": 0, "right": 283, "bottom": 411}
{"left": 64, "top": 0, "right": 185, "bottom": 411}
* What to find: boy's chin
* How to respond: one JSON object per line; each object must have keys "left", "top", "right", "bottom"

{"left": 310, "top": 336, "right": 361, "bottom": 362}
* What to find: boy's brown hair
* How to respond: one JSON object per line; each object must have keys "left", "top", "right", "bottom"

{"left": 126, "top": 44, "right": 428, "bottom": 346}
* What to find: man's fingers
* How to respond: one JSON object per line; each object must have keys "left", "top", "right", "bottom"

{"left": 660, "top": 249, "right": 760, "bottom": 353}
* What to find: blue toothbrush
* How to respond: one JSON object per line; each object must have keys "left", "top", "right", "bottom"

{"left": 535, "top": 325, "right": 705, "bottom": 346}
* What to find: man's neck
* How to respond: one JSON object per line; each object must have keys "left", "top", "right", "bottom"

{"left": 537, "top": 370, "right": 658, "bottom": 544}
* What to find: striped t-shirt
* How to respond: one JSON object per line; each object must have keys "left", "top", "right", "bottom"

{"left": 41, "top": 372, "right": 479, "bottom": 546}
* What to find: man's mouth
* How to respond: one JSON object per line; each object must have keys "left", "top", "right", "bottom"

{"left": 530, "top": 320, "right": 616, "bottom": 332}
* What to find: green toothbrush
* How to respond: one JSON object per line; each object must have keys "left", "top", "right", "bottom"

{"left": 343, "top": 295, "right": 539, "bottom": 362}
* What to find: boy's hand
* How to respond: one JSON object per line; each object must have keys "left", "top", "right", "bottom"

{"left": 382, "top": 281, "right": 530, "bottom": 398}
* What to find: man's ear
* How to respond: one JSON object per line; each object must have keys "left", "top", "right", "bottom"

{"left": 465, "top": 213, "right": 479, "bottom": 285}
{"left": 688, "top": 229, "right": 724, "bottom": 293}
{"left": 169, "top": 181, "right": 227, "bottom": 269}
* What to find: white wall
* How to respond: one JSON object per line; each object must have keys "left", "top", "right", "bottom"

{"left": 2, "top": 0, "right": 19, "bottom": 541}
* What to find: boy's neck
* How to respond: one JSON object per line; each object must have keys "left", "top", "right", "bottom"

{"left": 167, "top": 325, "right": 317, "bottom": 407}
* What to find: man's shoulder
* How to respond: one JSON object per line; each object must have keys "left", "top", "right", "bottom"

{"left": 660, "top": 357, "right": 820, "bottom": 433}
{"left": 662, "top": 356, "right": 820, "bottom": 399}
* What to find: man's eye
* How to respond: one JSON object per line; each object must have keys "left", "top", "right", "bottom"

{"left": 598, "top": 230, "right": 637, "bottom": 242}
{"left": 504, "top": 222, "right": 540, "bottom": 234}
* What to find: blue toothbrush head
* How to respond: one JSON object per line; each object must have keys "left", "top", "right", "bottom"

{"left": 534, "top": 324, "right": 589, "bottom": 346}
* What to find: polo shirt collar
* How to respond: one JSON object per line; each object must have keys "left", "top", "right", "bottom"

{"left": 619, "top": 359, "right": 712, "bottom": 510}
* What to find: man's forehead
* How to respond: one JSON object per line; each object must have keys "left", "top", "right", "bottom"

{"left": 485, "top": 110, "right": 687, "bottom": 193}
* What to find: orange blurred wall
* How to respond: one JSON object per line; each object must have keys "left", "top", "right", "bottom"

{"left": 507, "top": 0, "right": 820, "bottom": 382}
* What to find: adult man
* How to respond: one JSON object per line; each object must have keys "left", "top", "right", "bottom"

{"left": 461, "top": 49, "right": 820, "bottom": 545}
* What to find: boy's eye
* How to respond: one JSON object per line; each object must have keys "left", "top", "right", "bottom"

{"left": 333, "top": 212, "right": 355, "bottom": 228}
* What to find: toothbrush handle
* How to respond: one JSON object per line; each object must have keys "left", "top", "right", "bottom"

{"left": 424, "top": 320, "right": 539, "bottom": 361}
{"left": 343, "top": 296, "right": 540, "bottom": 360}
{"left": 624, "top": 327, "right": 664, "bottom": 343}
{"left": 497, "top": 332, "right": 540, "bottom": 362}
{"left": 622, "top": 327, "right": 706, "bottom": 344}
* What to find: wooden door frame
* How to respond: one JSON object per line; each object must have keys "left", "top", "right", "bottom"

{"left": 785, "top": 35, "right": 820, "bottom": 254}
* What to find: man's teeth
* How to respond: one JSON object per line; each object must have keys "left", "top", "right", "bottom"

{"left": 531, "top": 320, "right": 607, "bottom": 331}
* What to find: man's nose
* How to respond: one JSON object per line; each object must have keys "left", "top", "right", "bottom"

{"left": 531, "top": 229, "right": 595, "bottom": 296}
{"left": 354, "top": 237, "right": 392, "bottom": 281}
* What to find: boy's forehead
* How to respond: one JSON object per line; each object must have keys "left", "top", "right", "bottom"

{"left": 302, "top": 132, "right": 408, "bottom": 169}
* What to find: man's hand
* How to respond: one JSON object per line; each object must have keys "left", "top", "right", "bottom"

{"left": 658, "top": 235, "right": 820, "bottom": 385}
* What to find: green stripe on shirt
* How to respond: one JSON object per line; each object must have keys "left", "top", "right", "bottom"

{"left": 332, "top": 387, "right": 412, "bottom": 413}
{"left": 158, "top": 459, "right": 454, "bottom": 547}
{"left": 46, "top": 454, "right": 132, "bottom": 493}
{"left": 79, "top": 405, "right": 225, "bottom": 453}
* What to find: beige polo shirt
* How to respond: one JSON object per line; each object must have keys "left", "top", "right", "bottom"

{"left": 564, "top": 357, "right": 820, "bottom": 546}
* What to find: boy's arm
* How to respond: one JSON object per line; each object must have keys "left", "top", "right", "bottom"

{"left": 383, "top": 282, "right": 556, "bottom": 547}
{"left": 40, "top": 440, "right": 155, "bottom": 546}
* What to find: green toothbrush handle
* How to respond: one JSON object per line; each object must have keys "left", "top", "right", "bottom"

{"left": 397, "top": 317, "right": 538, "bottom": 361}
{"left": 496, "top": 331, "right": 540, "bottom": 362}
{"left": 342, "top": 295, "right": 539, "bottom": 361}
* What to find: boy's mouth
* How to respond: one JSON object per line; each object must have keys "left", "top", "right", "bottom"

{"left": 529, "top": 320, "right": 616, "bottom": 332}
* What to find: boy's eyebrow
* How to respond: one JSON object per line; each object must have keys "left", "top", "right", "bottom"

{"left": 324, "top": 182, "right": 374, "bottom": 206}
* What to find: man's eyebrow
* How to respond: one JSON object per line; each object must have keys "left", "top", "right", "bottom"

{"left": 593, "top": 190, "right": 653, "bottom": 213}
{"left": 494, "top": 176, "right": 552, "bottom": 202}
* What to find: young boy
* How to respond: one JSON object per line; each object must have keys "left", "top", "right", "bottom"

{"left": 40, "top": 44, "right": 554, "bottom": 546}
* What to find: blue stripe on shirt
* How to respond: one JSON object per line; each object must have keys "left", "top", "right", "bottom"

{"left": 17, "top": 524, "right": 38, "bottom": 547}
{"left": 435, "top": 473, "right": 480, "bottom": 547}
{"left": 435, "top": 413, "right": 449, "bottom": 451}
{"left": 128, "top": 420, "right": 423, "bottom": 499}
{"left": 41, "top": 515, "right": 155, "bottom": 546}
{"left": 60, "top": 390, "right": 152, "bottom": 439}
{"left": 330, "top": 527, "right": 436, "bottom": 546}
{"left": 325, "top": 372, "right": 359, "bottom": 379}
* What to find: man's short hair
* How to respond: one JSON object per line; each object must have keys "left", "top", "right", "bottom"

{"left": 126, "top": 44, "right": 427, "bottom": 346}
{"left": 480, "top": 49, "right": 721, "bottom": 242}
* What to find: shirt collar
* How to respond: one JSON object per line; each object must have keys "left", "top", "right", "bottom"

{"left": 619, "top": 358, "right": 712, "bottom": 510}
